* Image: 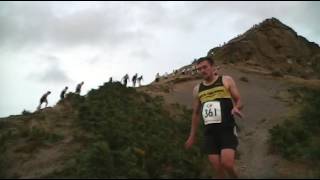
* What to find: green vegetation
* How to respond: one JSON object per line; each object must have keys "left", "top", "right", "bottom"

{"left": 22, "top": 109, "right": 32, "bottom": 115}
{"left": 53, "top": 82, "right": 208, "bottom": 178}
{"left": 269, "top": 87, "right": 320, "bottom": 176}
{"left": 20, "top": 127, "right": 64, "bottom": 145}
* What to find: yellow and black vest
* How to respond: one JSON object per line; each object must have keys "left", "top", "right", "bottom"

{"left": 198, "top": 76, "right": 235, "bottom": 127}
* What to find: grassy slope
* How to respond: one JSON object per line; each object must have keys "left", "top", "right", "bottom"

{"left": 269, "top": 87, "right": 320, "bottom": 177}
{"left": 0, "top": 82, "right": 212, "bottom": 178}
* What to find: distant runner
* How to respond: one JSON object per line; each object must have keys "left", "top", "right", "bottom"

{"left": 185, "top": 57, "right": 244, "bottom": 179}
{"left": 37, "top": 91, "right": 51, "bottom": 110}
{"left": 132, "top": 73, "right": 138, "bottom": 87}
{"left": 75, "top": 81, "right": 84, "bottom": 94}
{"left": 122, "top": 74, "right": 129, "bottom": 87}
{"left": 137, "top": 75, "right": 143, "bottom": 87}
{"left": 60, "top": 86, "right": 68, "bottom": 100}
{"left": 155, "top": 73, "right": 160, "bottom": 82}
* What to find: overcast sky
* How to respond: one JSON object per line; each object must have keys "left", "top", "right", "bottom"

{"left": 0, "top": 1, "right": 319, "bottom": 117}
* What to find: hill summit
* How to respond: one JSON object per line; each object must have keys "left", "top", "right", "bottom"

{"left": 207, "top": 17, "right": 320, "bottom": 79}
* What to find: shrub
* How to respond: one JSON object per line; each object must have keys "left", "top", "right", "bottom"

{"left": 269, "top": 87, "right": 320, "bottom": 175}
{"left": 22, "top": 109, "right": 31, "bottom": 115}
{"left": 57, "top": 81, "right": 208, "bottom": 178}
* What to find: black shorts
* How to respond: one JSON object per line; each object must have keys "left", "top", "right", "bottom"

{"left": 40, "top": 98, "right": 47, "bottom": 104}
{"left": 203, "top": 125, "right": 238, "bottom": 155}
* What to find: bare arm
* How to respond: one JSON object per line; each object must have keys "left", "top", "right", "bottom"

{"left": 185, "top": 84, "right": 201, "bottom": 149}
{"left": 223, "top": 76, "right": 244, "bottom": 118}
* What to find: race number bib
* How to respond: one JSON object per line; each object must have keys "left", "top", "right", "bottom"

{"left": 202, "top": 101, "right": 222, "bottom": 125}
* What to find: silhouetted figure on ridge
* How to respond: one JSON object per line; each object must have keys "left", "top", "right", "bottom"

{"left": 132, "top": 73, "right": 138, "bottom": 87}
{"left": 60, "top": 86, "right": 68, "bottom": 100}
{"left": 122, "top": 74, "right": 129, "bottom": 87}
{"left": 75, "top": 81, "right": 84, "bottom": 95}
{"left": 137, "top": 75, "right": 143, "bottom": 87}
{"left": 37, "top": 91, "right": 51, "bottom": 110}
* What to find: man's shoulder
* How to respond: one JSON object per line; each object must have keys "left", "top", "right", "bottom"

{"left": 222, "top": 75, "right": 233, "bottom": 80}
{"left": 222, "top": 75, "right": 234, "bottom": 83}
{"left": 193, "top": 83, "right": 202, "bottom": 97}
{"left": 193, "top": 82, "right": 201, "bottom": 90}
{"left": 221, "top": 75, "right": 237, "bottom": 89}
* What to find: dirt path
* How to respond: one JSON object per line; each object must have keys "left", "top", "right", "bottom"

{"left": 141, "top": 65, "right": 310, "bottom": 178}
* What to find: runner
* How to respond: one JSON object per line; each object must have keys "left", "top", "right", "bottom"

{"left": 37, "top": 91, "right": 51, "bottom": 110}
{"left": 75, "top": 81, "right": 84, "bottom": 94}
{"left": 122, "top": 74, "right": 129, "bottom": 87}
{"left": 137, "top": 75, "right": 143, "bottom": 87}
{"left": 185, "top": 57, "right": 244, "bottom": 179}
{"left": 60, "top": 86, "right": 68, "bottom": 100}
{"left": 155, "top": 73, "right": 160, "bottom": 82}
{"left": 132, "top": 73, "right": 138, "bottom": 87}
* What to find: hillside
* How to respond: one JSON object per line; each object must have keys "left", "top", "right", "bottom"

{"left": 1, "top": 17, "right": 320, "bottom": 178}
{"left": 207, "top": 17, "right": 320, "bottom": 79}
{"left": 138, "top": 17, "right": 320, "bottom": 178}
{"left": 139, "top": 63, "right": 320, "bottom": 178}
{"left": 0, "top": 82, "right": 213, "bottom": 178}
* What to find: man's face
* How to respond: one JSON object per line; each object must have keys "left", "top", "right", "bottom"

{"left": 196, "top": 60, "right": 216, "bottom": 80}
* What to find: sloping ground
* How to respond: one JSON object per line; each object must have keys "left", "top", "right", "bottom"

{"left": 0, "top": 83, "right": 214, "bottom": 178}
{"left": 0, "top": 101, "right": 81, "bottom": 178}
{"left": 1, "top": 65, "right": 319, "bottom": 178}
{"left": 207, "top": 17, "right": 320, "bottom": 79}
{"left": 138, "top": 64, "right": 320, "bottom": 178}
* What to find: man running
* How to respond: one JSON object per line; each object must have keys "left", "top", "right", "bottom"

{"left": 185, "top": 57, "right": 243, "bottom": 179}
{"left": 75, "top": 81, "right": 84, "bottom": 94}
{"left": 155, "top": 73, "right": 160, "bottom": 82}
{"left": 122, "top": 74, "right": 129, "bottom": 87}
{"left": 37, "top": 91, "right": 51, "bottom": 110}
{"left": 60, "top": 86, "right": 68, "bottom": 100}
{"left": 137, "top": 75, "right": 143, "bottom": 87}
{"left": 132, "top": 73, "right": 138, "bottom": 87}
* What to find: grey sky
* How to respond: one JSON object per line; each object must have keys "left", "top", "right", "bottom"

{"left": 27, "top": 55, "right": 74, "bottom": 84}
{"left": 0, "top": 1, "right": 319, "bottom": 117}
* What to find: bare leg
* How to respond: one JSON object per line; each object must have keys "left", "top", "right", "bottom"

{"left": 221, "top": 149, "right": 238, "bottom": 178}
{"left": 208, "top": 154, "right": 225, "bottom": 179}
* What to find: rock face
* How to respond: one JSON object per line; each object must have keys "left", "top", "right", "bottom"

{"left": 207, "top": 17, "right": 320, "bottom": 79}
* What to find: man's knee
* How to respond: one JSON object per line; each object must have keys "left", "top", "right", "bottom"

{"left": 210, "top": 160, "right": 221, "bottom": 169}
{"left": 221, "top": 160, "right": 234, "bottom": 171}
{"left": 208, "top": 155, "right": 221, "bottom": 169}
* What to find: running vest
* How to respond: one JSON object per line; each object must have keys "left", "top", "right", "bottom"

{"left": 198, "top": 76, "right": 235, "bottom": 127}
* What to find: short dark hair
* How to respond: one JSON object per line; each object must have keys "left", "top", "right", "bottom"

{"left": 196, "top": 57, "right": 214, "bottom": 66}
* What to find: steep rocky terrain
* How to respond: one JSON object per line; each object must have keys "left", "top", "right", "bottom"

{"left": 207, "top": 17, "right": 320, "bottom": 79}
